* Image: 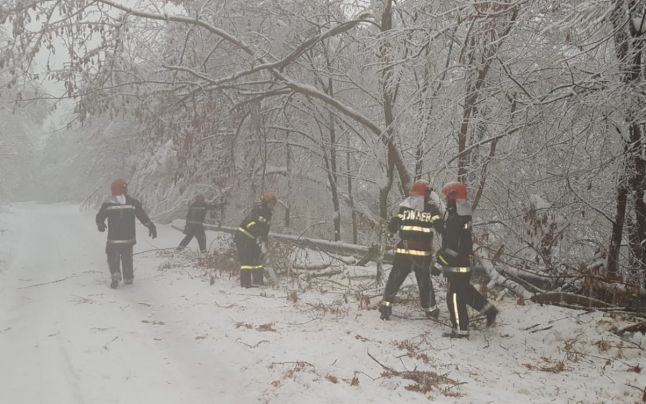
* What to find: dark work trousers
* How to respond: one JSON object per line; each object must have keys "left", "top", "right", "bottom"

{"left": 383, "top": 254, "right": 436, "bottom": 310}
{"left": 445, "top": 271, "right": 488, "bottom": 332}
{"left": 179, "top": 224, "right": 207, "bottom": 252}
{"left": 106, "top": 243, "right": 134, "bottom": 280}
{"left": 234, "top": 234, "right": 264, "bottom": 288}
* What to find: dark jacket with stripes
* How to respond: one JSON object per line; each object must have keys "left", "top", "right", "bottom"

{"left": 96, "top": 195, "right": 153, "bottom": 244}
{"left": 388, "top": 198, "right": 442, "bottom": 255}
{"left": 437, "top": 205, "right": 473, "bottom": 267}
{"left": 236, "top": 203, "right": 272, "bottom": 243}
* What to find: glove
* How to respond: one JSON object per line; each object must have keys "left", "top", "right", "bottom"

{"left": 436, "top": 250, "right": 449, "bottom": 266}
{"left": 148, "top": 224, "right": 157, "bottom": 239}
{"left": 97, "top": 222, "right": 106, "bottom": 232}
{"left": 431, "top": 261, "right": 443, "bottom": 276}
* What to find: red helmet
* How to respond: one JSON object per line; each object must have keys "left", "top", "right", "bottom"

{"left": 441, "top": 182, "right": 467, "bottom": 201}
{"left": 409, "top": 180, "right": 431, "bottom": 197}
{"left": 111, "top": 179, "right": 127, "bottom": 196}
{"left": 261, "top": 191, "right": 277, "bottom": 207}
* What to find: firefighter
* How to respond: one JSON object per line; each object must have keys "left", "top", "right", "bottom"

{"left": 436, "top": 181, "right": 498, "bottom": 339}
{"left": 176, "top": 194, "right": 224, "bottom": 253}
{"left": 379, "top": 180, "right": 443, "bottom": 321}
{"left": 96, "top": 179, "right": 157, "bottom": 289}
{"left": 234, "top": 192, "right": 276, "bottom": 288}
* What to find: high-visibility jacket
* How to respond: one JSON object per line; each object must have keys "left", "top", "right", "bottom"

{"left": 96, "top": 195, "right": 154, "bottom": 244}
{"left": 437, "top": 205, "right": 473, "bottom": 268}
{"left": 388, "top": 197, "right": 442, "bottom": 256}
{"left": 236, "top": 203, "right": 272, "bottom": 242}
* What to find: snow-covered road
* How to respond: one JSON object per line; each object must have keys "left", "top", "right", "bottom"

{"left": 0, "top": 204, "right": 257, "bottom": 404}
{"left": 0, "top": 203, "right": 644, "bottom": 404}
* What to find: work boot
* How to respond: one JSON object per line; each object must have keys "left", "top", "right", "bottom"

{"left": 240, "top": 271, "right": 252, "bottom": 288}
{"left": 425, "top": 306, "right": 440, "bottom": 320}
{"left": 482, "top": 303, "right": 498, "bottom": 327}
{"left": 379, "top": 301, "right": 392, "bottom": 320}
{"left": 110, "top": 272, "right": 121, "bottom": 289}
{"left": 124, "top": 278, "right": 133, "bottom": 285}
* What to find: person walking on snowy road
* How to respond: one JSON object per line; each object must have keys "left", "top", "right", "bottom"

{"left": 435, "top": 181, "right": 498, "bottom": 339}
{"left": 379, "top": 180, "right": 443, "bottom": 321}
{"left": 176, "top": 195, "right": 224, "bottom": 253}
{"left": 234, "top": 192, "right": 276, "bottom": 288}
{"left": 96, "top": 179, "right": 157, "bottom": 289}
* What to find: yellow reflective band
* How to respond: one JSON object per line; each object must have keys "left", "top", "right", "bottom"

{"left": 444, "top": 266, "right": 471, "bottom": 273}
{"left": 431, "top": 215, "right": 441, "bottom": 222}
{"left": 395, "top": 248, "right": 431, "bottom": 256}
{"left": 238, "top": 227, "right": 256, "bottom": 239}
{"left": 247, "top": 221, "right": 257, "bottom": 228}
{"left": 437, "top": 255, "right": 449, "bottom": 265}
{"left": 240, "top": 265, "right": 264, "bottom": 270}
{"left": 400, "top": 225, "right": 433, "bottom": 233}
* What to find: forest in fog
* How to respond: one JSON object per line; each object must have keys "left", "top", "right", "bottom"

{"left": 2, "top": 0, "right": 646, "bottom": 305}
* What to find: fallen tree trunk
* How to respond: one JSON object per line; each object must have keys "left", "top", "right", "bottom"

{"left": 474, "top": 248, "right": 534, "bottom": 299}
{"left": 530, "top": 292, "right": 613, "bottom": 308}
{"left": 176, "top": 221, "right": 645, "bottom": 314}
{"left": 616, "top": 321, "right": 646, "bottom": 336}
{"left": 292, "top": 263, "right": 331, "bottom": 271}
{"left": 172, "top": 220, "right": 394, "bottom": 263}
{"left": 587, "top": 278, "right": 646, "bottom": 309}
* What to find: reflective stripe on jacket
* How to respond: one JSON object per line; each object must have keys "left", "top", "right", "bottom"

{"left": 237, "top": 203, "right": 272, "bottom": 241}
{"left": 96, "top": 195, "right": 153, "bottom": 244}
{"left": 389, "top": 199, "right": 442, "bottom": 255}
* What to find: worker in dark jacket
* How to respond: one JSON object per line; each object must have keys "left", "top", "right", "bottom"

{"left": 234, "top": 192, "right": 276, "bottom": 288}
{"left": 96, "top": 179, "right": 157, "bottom": 288}
{"left": 176, "top": 195, "right": 223, "bottom": 253}
{"left": 379, "top": 180, "right": 443, "bottom": 320}
{"left": 436, "top": 181, "right": 498, "bottom": 339}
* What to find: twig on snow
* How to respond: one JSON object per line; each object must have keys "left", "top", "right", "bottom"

{"left": 529, "top": 326, "right": 553, "bottom": 333}
{"left": 18, "top": 275, "right": 77, "bottom": 289}
{"left": 236, "top": 338, "right": 270, "bottom": 348}
{"left": 367, "top": 351, "right": 395, "bottom": 373}
{"left": 285, "top": 317, "right": 322, "bottom": 326}
{"left": 270, "top": 361, "right": 315, "bottom": 368}
{"left": 133, "top": 247, "right": 178, "bottom": 256}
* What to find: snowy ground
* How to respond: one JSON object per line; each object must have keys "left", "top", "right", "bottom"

{"left": 0, "top": 203, "right": 644, "bottom": 404}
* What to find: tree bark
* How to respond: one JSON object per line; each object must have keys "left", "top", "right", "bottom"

{"left": 607, "top": 179, "right": 628, "bottom": 277}
{"left": 285, "top": 132, "right": 291, "bottom": 228}
{"left": 607, "top": 0, "right": 646, "bottom": 279}
{"left": 346, "top": 132, "right": 358, "bottom": 244}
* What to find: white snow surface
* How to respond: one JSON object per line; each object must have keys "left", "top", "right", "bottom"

{"left": 0, "top": 203, "right": 644, "bottom": 404}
